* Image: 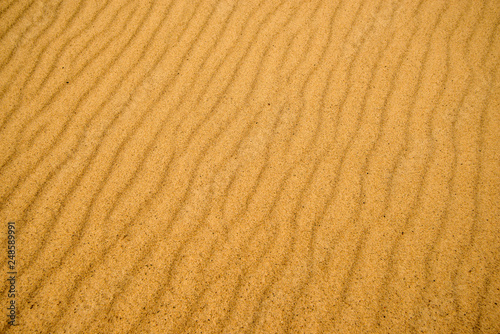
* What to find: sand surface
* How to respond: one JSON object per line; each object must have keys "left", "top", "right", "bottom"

{"left": 1, "top": 0, "right": 500, "bottom": 333}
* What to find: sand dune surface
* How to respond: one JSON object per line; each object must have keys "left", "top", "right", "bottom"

{"left": 1, "top": 0, "right": 500, "bottom": 333}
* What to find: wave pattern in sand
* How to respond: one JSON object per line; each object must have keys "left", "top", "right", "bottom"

{"left": 1, "top": 0, "right": 500, "bottom": 333}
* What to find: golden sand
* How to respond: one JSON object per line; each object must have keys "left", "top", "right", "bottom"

{"left": 1, "top": 0, "right": 499, "bottom": 333}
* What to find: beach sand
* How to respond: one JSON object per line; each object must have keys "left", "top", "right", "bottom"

{"left": 1, "top": 0, "right": 499, "bottom": 333}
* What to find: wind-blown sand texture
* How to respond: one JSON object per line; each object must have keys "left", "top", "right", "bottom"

{"left": 1, "top": 0, "right": 499, "bottom": 333}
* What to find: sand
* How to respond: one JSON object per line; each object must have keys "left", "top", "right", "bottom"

{"left": 1, "top": 0, "right": 499, "bottom": 333}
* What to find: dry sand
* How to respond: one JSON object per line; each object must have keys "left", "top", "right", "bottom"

{"left": 1, "top": 0, "right": 499, "bottom": 333}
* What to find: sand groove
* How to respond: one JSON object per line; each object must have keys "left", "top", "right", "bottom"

{"left": 1, "top": 0, "right": 499, "bottom": 333}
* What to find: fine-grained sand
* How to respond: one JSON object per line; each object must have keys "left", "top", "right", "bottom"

{"left": 1, "top": 0, "right": 499, "bottom": 333}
